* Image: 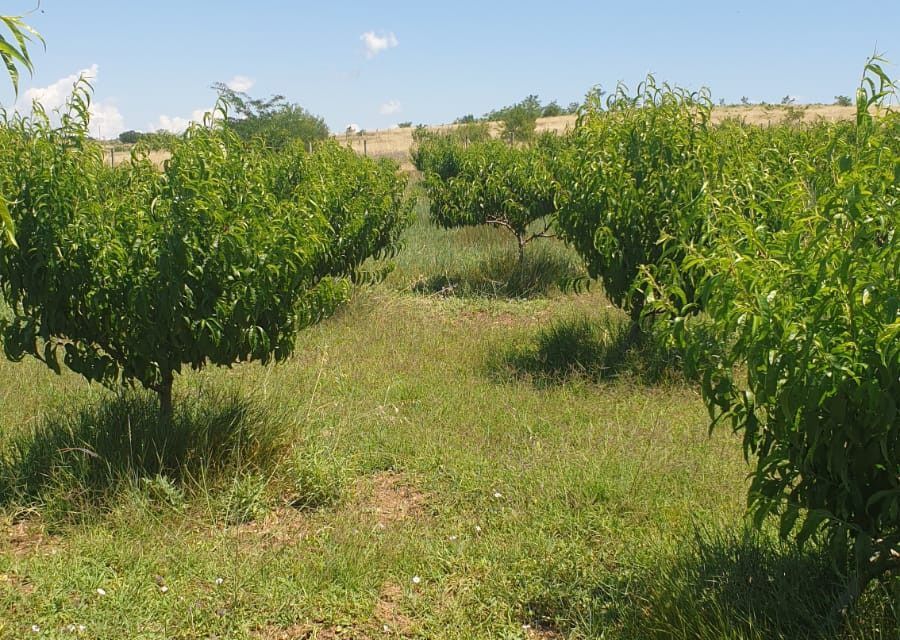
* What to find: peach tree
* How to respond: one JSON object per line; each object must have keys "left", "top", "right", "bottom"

{"left": 553, "top": 78, "right": 714, "bottom": 342}
{"left": 656, "top": 60, "right": 899, "bottom": 611}
{"left": 419, "top": 138, "right": 558, "bottom": 261}
{"left": 0, "top": 86, "right": 410, "bottom": 417}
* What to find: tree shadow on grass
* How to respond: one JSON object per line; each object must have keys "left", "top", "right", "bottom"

{"left": 411, "top": 244, "right": 584, "bottom": 299}
{"left": 0, "top": 389, "right": 287, "bottom": 518}
{"left": 525, "top": 527, "right": 898, "bottom": 640}
{"left": 489, "top": 314, "right": 683, "bottom": 386}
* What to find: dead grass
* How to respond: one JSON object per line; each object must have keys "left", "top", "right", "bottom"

{"left": 353, "top": 472, "right": 427, "bottom": 531}
{"left": 3, "top": 518, "right": 59, "bottom": 558}
{"left": 337, "top": 105, "right": 856, "bottom": 168}
{"left": 100, "top": 105, "right": 856, "bottom": 172}
{"left": 228, "top": 506, "right": 317, "bottom": 551}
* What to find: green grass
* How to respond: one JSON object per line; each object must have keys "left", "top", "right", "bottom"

{"left": 0, "top": 199, "right": 896, "bottom": 639}
{"left": 387, "top": 194, "right": 585, "bottom": 299}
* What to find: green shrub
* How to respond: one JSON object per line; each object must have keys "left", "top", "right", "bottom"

{"left": 660, "top": 58, "right": 900, "bottom": 610}
{"left": 0, "top": 83, "right": 411, "bottom": 416}
{"left": 424, "top": 140, "right": 558, "bottom": 260}
{"left": 554, "top": 77, "right": 714, "bottom": 341}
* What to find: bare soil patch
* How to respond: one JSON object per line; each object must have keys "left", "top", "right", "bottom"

{"left": 353, "top": 471, "right": 427, "bottom": 530}
{"left": 228, "top": 506, "right": 316, "bottom": 551}
{"left": 3, "top": 518, "right": 59, "bottom": 558}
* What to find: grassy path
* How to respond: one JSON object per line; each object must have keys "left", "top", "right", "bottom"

{"left": 0, "top": 209, "right": 894, "bottom": 639}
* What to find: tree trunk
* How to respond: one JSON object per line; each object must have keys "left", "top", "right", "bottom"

{"left": 830, "top": 544, "right": 900, "bottom": 625}
{"left": 627, "top": 290, "right": 646, "bottom": 345}
{"left": 157, "top": 373, "right": 174, "bottom": 422}
{"left": 517, "top": 233, "right": 526, "bottom": 264}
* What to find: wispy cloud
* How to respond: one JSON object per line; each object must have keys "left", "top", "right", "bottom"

{"left": 152, "top": 108, "right": 216, "bottom": 134}
{"left": 360, "top": 31, "right": 398, "bottom": 58}
{"left": 225, "top": 75, "right": 255, "bottom": 92}
{"left": 19, "top": 64, "right": 125, "bottom": 139}
{"left": 379, "top": 99, "right": 402, "bottom": 115}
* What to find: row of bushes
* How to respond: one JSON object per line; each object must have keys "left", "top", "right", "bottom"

{"left": 0, "top": 81, "right": 412, "bottom": 417}
{"left": 413, "top": 61, "right": 899, "bottom": 611}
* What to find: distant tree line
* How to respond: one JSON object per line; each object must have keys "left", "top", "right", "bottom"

{"left": 212, "top": 83, "right": 329, "bottom": 149}
{"left": 454, "top": 95, "right": 581, "bottom": 142}
{"left": 118, "top": 85, "right": 330, "bottom": 150}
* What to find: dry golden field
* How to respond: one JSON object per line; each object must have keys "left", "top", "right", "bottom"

{"left": 333, "top": 104, "right": 855, "bottom": 170}
{"left": 104, "top": 104, "right": 856, "bottom": 170}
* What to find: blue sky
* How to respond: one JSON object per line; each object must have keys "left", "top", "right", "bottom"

{"left": 2, "top": 1, "right": 898, "bottom": 138}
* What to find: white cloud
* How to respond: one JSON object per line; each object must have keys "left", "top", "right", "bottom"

{"left": 360, "top": 31, "right": 398, "bottom": 58}
{"left": 22, "top": 64, "right": 98, "bottom": 111}
{"left": 88, "top": 101, "right": 125, "bottom": 140}
{"left": 19, "top": 64, "right": 125, "bottom": 139}
{"left": 152, "top": 107, "right": 216, "bottom": 134}
{"left": 379, "top": 100, "right": 401, "bottom": 115}
{"left": 225, "top": 75, "right": 255, "bottom": 93}
{"left": 153, "top": 115, "right": 191, "bottom": 133}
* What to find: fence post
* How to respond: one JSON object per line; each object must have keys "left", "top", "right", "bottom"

{"left": 363, "top": 139, "right": 367, "bottom": 157}
{"left": 110, "top": 148, "right": 115, "bottom": 166}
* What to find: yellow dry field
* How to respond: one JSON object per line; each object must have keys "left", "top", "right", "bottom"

{"left": 103, "top": 104, "right": 856, "bottom": 171}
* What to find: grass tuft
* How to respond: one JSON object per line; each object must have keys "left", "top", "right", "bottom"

{"left": 492, "top": 313, "right": 686, "bottom": 385}
{"left": 0, "top": 389, "right": 288, "bottom": 522}
{"left": 608, "top": 527, "right": 900, "bottom": 640}
{"left": 411, "top": 243, "right": 582, "bottom": 299}
{"left": 219, "top": 472, "right": 271, "bottom": 525}
{"left": 283, "top": 446, "right": 346, "bottom": 511}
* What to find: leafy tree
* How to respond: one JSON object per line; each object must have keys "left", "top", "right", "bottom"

{"left": 484, "top": 95, "right": 543, "bottom": 142}
{"left": 741, "top": 96, "right": 750, "bottom": 105}
{"left": 212, "top": 83, "right": 329, "bottom": 149}
{"left": 410, "top": 123, "right": 490, "bottom": 176}
{"left": 554, "top": 78, "right": 714, "bottom": 342}
{"left": 118, "top": 130, "right": 141, "bottom": 144}
{"left": 0, "top": 84, "right": 410, "bottom": 417}
{"left": 834, "top": 94, "right": 853, "bottom": 106}
{"left": 656, "top": 58, "right": 899, "bottom": 614}
{"left": 454, "top": 114, "right": 476, "bottom": 124}
{"left": 0, "top": 9, "right": 42, "bottom": 97}
{"left": 541, "top": 100, "right": 564, "bottom": 117}
{"left": 0, "top": 8, "right": 43, "bottom": 246}
{"left": 422, "top": 139, "right": 557, "bottom": 261}
{"left": 397, "top": 121, "right": 412, "bottom": 128}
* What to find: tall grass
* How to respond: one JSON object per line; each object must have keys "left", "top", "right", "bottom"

{"left": 388, "top": 193, "right": 585, "bottom": 298}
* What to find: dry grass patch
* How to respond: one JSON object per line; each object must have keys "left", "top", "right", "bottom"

{"left": 354, "top": 472, "right": 427, "bottom": 531}
{"left": 227, "top": 506, "right": 319, "bottom": 552}
{"left": 3, "top": 517, "right": 60, "bottom": 558}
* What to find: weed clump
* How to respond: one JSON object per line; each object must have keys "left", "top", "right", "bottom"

{"left": 412, "top": 243, "right": 582, "bottom": 299}
{"left": 0, "top": 390, "right": 349, "bottom": 526}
